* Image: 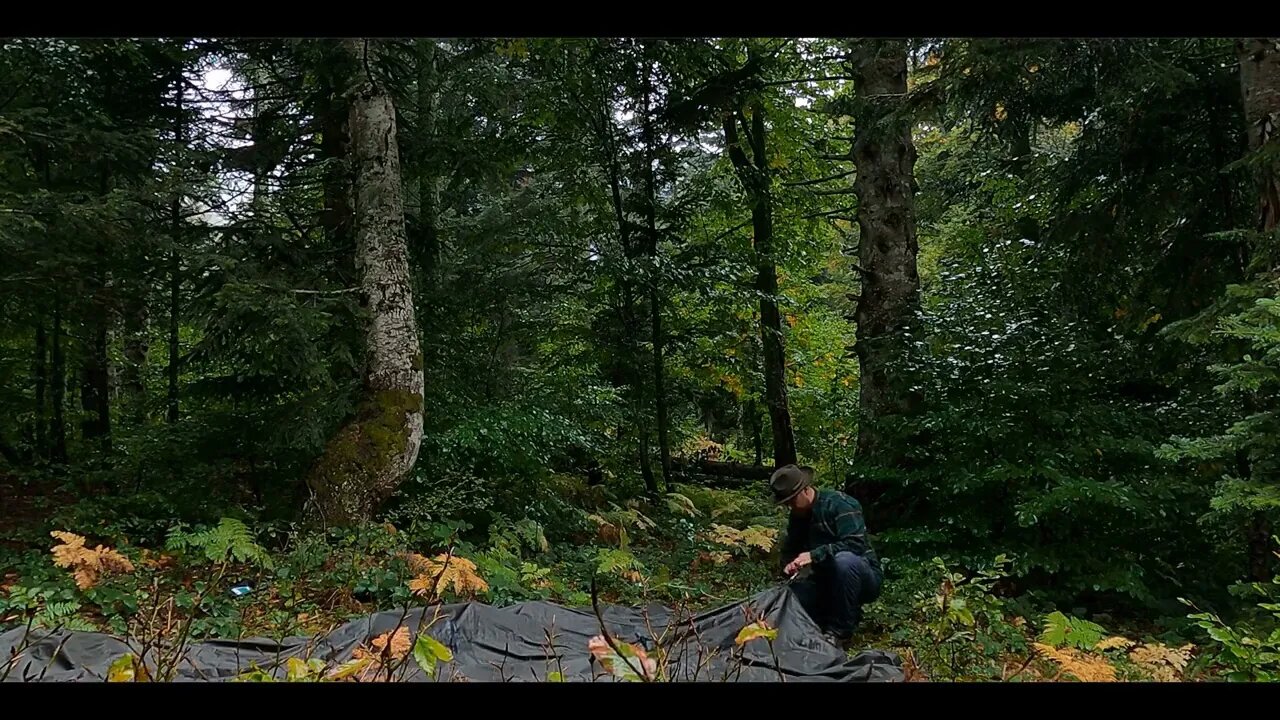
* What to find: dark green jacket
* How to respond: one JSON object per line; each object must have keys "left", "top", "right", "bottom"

{"left": 778, "top": 489, "right": 881, "bottom": 574}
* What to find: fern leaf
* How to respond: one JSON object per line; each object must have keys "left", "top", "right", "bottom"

{"left": 1033, "top": 643, "right": 1117, "bottom": 682}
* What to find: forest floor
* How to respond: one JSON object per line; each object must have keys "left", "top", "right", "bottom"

{"left": 0, "top": 473, "right": 1226, "bottom": 681}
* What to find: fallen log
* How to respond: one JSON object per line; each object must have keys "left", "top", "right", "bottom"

{"left": 670, "top": 458, "right": 775, "bottom": 482}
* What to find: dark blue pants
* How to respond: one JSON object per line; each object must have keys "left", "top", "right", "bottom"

{"left": 789, "top": 551, "right": 882, "bottom": 638}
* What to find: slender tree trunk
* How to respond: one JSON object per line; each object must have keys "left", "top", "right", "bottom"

{"left": 586, "top": 457, "right": 604, "bottom": 486}
{"left": 318, "top": 44, "right": 355, "bottom": 287}
{"left": 641, "top": 58, "right": 672, "bottom": 490}
{"left": 80, "top": 163, "right": 113, "bottom": 453}
{"left": 79, "top": 316, "right": 111, "bottom": 452}
{"left": 598, "top": 91, "right": 657, "bottom": 494}
{"left": 0, "top": 434, "right": 20, "bottom": 465}
{"left": 167, "top": 76, "right": 184, "bottom": 424}
{"left": 1236, "top": 38, "right": 1280, "bottom": 581}
{"left": 122, "top": 293, "right": 148, "bottom": 426}
{"left": 51, "top": 304, "right": 67, "bottom": 463}
{"left": 748, "top": 398, "right": 764, "bottom": 467}
{"left": 847, "top": 40, "right": 922, "bottom": 476}
{"left": 166, "top": 246, "right": 180, "bottom": 424}
{"left": 34, "top": 152, "right": 52, "bottom": 459}
{"left": 723, "top": 101, "right": 798, "bottom": 468}
{"left": 622, "top": 278, "right": 658, "bottom": 495}
{"left": 34, "top": 318, "right": 47, "bottom": 460}
{"left": 306, "top": 39, "right": 425, "bottom": 527}
{"left": 417, "top": 39, "right": 441, "bottom": 281}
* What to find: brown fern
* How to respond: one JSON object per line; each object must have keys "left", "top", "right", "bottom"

{"left": 1033, "top": 642, "right": 1117, "bottom": 682}
{"left": 1128, "top": 642, "right": 1194, "bottom": 681}
{"left": 407, "top": 554, "right": 489, "bottom": 599}
{"left": 1094, "top": 636, "right": 1135, "bottom": 652}
{"left": 50, "top": 531, "right": 135, "bottom": 590}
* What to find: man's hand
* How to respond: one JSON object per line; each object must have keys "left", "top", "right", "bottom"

{"left": 784, "top": 551, "right": 812, "bottom": 577}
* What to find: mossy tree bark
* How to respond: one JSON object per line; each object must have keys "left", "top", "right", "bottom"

{"left": 306, "top": 39, "right": 425, "bottom": 527}
{"left": 847, "top": 40, "right": 923, "bottom": 476}
{"left": 1236, "top": 38, "right": 1280, "bottom": 581}
{"left": 1238, "top": 39, "right": 1280, "bottom": 236}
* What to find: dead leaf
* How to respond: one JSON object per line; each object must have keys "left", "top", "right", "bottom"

{"left": 370, "top": 627, "right": 411, "bottom": 661}
{"left": 588, "top": 635, "right": 656, "bottom": 680}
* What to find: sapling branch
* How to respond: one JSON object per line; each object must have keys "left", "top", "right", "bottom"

{"left": 589, "top": 573, "right": 651, "bottom": 681}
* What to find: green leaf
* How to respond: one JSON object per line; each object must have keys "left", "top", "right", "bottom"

{"left": 107, "top": 654, "right": 146, "bottom": 682}
{"left": 327, "top": 657, "right": 373, "bottom": 681}
{"left": 285, "top": 656, "right": 310, "bottom": 681}
{"left": 1207, "top": 626, "right": 1234, "bottom": 644}
{"left": 413, "top": 633, "right": 453, "bottom": 677}
{"left": 734, "top": 621, "right": 778, "bottom": 645}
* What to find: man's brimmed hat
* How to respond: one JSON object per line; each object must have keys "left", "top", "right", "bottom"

{"left": 769, "top": 464, "right": 815, "bottom": 504}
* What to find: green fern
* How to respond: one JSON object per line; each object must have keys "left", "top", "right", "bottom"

{"left": 664, "top": 492, "right": 701, "bottom": 518}
{"left": 1040, "top": 611, "right": 1106, "bottom": 651}
{"left": 596, "top": 548, "right": 643, "bottom": 577}
{"left": 165, "top": 518, "right": 273, "bottom": 569}
{"left": 32, "top": 600, "right": 96, "bottom": 631}
{"left": 514, "top": 518, "right": 549, "bottom": 554}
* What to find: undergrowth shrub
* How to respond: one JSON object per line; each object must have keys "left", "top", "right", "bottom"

{"left": 1185, "top": 543, "right": 1280, "bottom": 681}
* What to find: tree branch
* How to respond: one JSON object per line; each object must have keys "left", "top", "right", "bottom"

{"left": 762, "top": 75, "right": 858, "bottom": 87}
{"left": 783, "top": 169, "right": 856, "bottom": 187}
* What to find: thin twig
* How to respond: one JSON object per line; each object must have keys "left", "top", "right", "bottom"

{"left": 1004, "top": 652, "right": 1036, "bottom": 682}
{"left": 588, "top": 574, "right": 650, "bottom": 682}
{"left": 36, "top": 634, "right": 72, "bottom": 682}
{"left": 0, "top": 613, "right": 37, "bottom": 681}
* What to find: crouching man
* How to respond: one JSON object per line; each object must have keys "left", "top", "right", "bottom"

{"left": 770, "top": 464, "right": 883, "bottom": 646}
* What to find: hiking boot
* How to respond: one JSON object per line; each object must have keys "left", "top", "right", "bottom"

{"left": 822, "top": 630, "right": 853, "bottom": 650}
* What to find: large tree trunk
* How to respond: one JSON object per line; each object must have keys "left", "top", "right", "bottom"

{"left": 847, "top": 40, "right": 922, "bottom": 479}
{"left": 723, "top": 101, "right": 798, "bottom": 468}
{"left": 1237, "top": 39, "right": 1280, "bottom": 234}
{"left": 1236, "top": 38, "right": 1280, "bottom": 581}
{"left": 641, "top": 57, "right": 673, "bottom": 490}
{"left": 305, "top": 39, "right": 425, "bottom": 527}
{"left": 51, "top": 304, "right": 67, "bottom": 463}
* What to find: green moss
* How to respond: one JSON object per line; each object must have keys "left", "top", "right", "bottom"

{"left": 306, "top": 387, "right": 424, "bottom": 526}
{"left": 410, "top": 352, "right": 424, "bottom": 372}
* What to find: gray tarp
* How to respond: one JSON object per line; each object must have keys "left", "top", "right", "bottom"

{"left": 0, "top": 585, "right": 903, "bottom": 682}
